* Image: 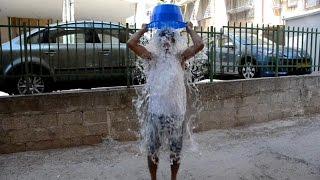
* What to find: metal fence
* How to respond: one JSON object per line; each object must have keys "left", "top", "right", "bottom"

{"left": 0, "top": 20, "right": 319, "bottom": 94}
{"left": 197, "top": 22, "right": 319, "bottom": 80}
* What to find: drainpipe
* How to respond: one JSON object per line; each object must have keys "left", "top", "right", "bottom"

{"left": 134, "top": 3, "right": 137, "bottom": 25}
{"left": 262, "top": 0, "right": 264, "bottom": 24}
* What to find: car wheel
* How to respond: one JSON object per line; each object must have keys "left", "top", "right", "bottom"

{"left": 189, "top": 60, "right": 207, "bottom": 82}
{"left": 240, "top": 61, "right": 256, "bottom": 79}
{"left": 17, "top": 75, "right": 46, "bottom": 94}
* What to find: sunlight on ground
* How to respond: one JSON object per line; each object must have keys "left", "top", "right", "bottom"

{"left": 0, "top": 91, "right": 9, "bottom": 96}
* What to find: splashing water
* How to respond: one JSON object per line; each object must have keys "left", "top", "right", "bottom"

{"left": 133, "top": 28, "right": 205, "bottom": 162}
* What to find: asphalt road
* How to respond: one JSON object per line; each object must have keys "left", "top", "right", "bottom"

{"left": 1, "top": 114, "right": 320, "bottom": 180}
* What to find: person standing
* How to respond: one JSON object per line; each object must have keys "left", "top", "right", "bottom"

{"left": 127, "top": 22, "right": 204, "bottom": 180}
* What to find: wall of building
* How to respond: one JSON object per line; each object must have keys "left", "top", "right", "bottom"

{"left": 254, "top": 0, "right": 282, "bottom": 25}
{"left": 0, "top": 0, "right": 63, "bottom": 20}
{"left": 285, "top": 11, "right": 320, "bottom": 28}
{"left": 197, "top": 0, "right": 318, "bottom": 27}
{"left": 1, "top": 75, "right": 320, "bottom": 154}
{"left": 285, "top": 11, "right": 320, "bottom": 72}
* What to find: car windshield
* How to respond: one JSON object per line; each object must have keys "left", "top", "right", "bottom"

{"left": 235, "top": 34, "right": 273, "bottom": 45}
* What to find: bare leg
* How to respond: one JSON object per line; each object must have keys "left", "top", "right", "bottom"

{"left": 148, "top": 155, "right": 158, "bottom": 180}
{"left": 170, "top": 155, "right": 180, "bottom": 180}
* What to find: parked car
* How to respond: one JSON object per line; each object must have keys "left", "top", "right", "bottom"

{"left": 203, "top": 33, "right": 312, "bottom": 79}
{"left": 0, "top": 21, "right": 135, "bottom": 95}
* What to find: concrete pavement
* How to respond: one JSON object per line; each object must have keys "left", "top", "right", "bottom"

{"left": 1, "top": 114, "right": 320, "bottom": 180}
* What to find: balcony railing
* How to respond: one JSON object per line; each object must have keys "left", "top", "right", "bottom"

{"left": 226, "top": 0, "right": 254, "bottom": 14}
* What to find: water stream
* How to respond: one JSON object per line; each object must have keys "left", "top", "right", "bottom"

{"left": 133, "top": 28, "right": 205, "bottom": 162}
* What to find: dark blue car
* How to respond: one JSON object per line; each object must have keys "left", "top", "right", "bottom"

{"left": 205, "top": 33, "right": 312, "bottom": 79}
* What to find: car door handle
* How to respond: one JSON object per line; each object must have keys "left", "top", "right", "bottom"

{"left": 44, "top": 50, "right": 56, "bottom": 56}
{"left": 98, "top": 50, "right": 110, "bottom": 56}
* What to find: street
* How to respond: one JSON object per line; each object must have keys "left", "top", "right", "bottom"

{"left": 1, "top": 114, "right": 320, "bottom": 180}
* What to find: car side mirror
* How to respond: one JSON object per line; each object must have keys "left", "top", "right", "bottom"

{"left": 223, "top": 42, "right": 234, "bottom": 49}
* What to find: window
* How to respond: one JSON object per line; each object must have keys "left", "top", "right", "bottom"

{"left": 28, "top": 31, "right": 47, "bottom": 44}
{"left": 287, "top": 0, "right": 298, "bottom": 7}
{"left": 55, "top": 29, "right": 101, "bottom": 44}
{"left": 185, "top": 2, "right": 195, "bottom": 21}
{"left": 54, "top": 29, "right": 88, "bottom": 44}
{"left": 28, "top": 28, "right": 124, "bottom": 44}
{"left": 97, "top": 33, "right": 119, "bottom": 44}
{"left": 305, "top": 0, "right": 320, "bottom": 8}
{"left": 95, "top": 29, "right": 121, "bottom": 44}
{"left": 56, "top": 32, "right": 85, "bottom": 44}
{"left": 28, "top": 29, "right": 84, "bottom": 44}
{"left": 96, "top": 28, "right": 127, "bottom": 43}
{"left": 198, "top": 0, "right": 212, "bottom": 19}
{"left": 28, "top": 29, "right": 56, "bottom": 44}
{"left": 229, "top": 0, "right": 252, "bottom": 9}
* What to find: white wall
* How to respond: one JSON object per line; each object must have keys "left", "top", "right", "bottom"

{"left": 213, "top": 0, "right": 227, "bottom": 28}
{"left": 285, "top": 12, "right": 320, "bottom": 72}
{"left": 0, "top": 0, "right": 140, "bottom": 23}
{"left": 74, "top": 0, "right": 135, "bottom": 23}
{"left": 0, "top": 0, "right": 63, "bottom": 20}
{"left": 254, "top": 0, "right": 281, "bottom": 25}
{"left": 285, "top": 12, "right": 320, "bottom": 29}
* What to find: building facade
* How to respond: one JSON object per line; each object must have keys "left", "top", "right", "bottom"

{"left": 0, "top": 0, "right": 159, "bottom": 43}
{"left": 176, "top": 0, "right": 320, "bottom": 29}
{"left": 176, "top": 0, "right": 228, "bottom": 29}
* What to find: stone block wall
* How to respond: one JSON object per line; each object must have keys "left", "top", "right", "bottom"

{"left": 196, "top": 75, "right": 320, "bottom": 131}
{"left": 1, "top": 75, "right": 320, "bottom": 154}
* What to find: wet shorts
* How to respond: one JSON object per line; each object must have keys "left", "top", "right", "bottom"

{"left": 147, "top": 113, "right": 184, "bottom": 162}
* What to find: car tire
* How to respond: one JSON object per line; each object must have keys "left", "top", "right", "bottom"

{"left": 239, "top": 59, "right": 257, "bottom": 79}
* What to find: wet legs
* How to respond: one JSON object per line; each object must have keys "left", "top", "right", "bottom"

{"left": 148, "top": 155, "right": 180, "bottom": 180}
{"left": 170, "top": 155, "right": 180, "bottom": 180}
{"left": 148, "top": 155, "right": 158, "bottom": 180}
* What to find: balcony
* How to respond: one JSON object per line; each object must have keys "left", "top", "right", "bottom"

{"left": 226, "top": 4, "right": 253, "bottom": 14}
{"left": 273, "top": 0, "right": 282, "bottom": 10}
{"left": 175, "top": 0, "right": 196, "bottom": 5}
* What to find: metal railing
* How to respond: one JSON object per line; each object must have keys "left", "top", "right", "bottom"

{"left": 0, "top": 20, "right": 319, "bottom": 94}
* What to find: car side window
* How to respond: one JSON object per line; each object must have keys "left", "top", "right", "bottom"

{"left": 28, "top": 32, "right": 43, "bottom": 44}
{"left": 28, "top": 28, "right": 125, "bottom": 44}
{"left": 54, "top": 29, "right": 86, "bottom": 44}
{"left": 52, "top": 29, "right": 102, "bottom": 44}
{"left": 28, "top": 29, "right": 55, "bottom": 44}
{"left": 97, "top": 32, "right": 119, "bottom": 44}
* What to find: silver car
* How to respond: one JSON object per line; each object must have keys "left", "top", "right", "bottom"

{"left": 0, "top": 21, "right": 134, "bottom": 94}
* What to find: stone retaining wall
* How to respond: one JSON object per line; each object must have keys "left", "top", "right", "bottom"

{"left": 1, "top": 75, "right": 319, "bottom": 154}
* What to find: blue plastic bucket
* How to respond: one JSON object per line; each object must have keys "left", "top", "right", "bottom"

{"left": 148, "top": 4, "right": 186, "bottom": 29}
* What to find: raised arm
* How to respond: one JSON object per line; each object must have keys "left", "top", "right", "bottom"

{"left": 127, "top": 24, "right": 152, "bottom": 60}
{"left": 181, "top": 22, "right": 204, "bottom": 63}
